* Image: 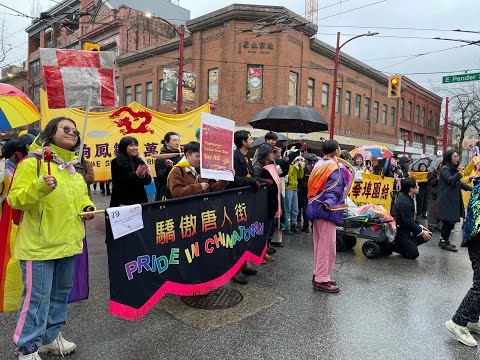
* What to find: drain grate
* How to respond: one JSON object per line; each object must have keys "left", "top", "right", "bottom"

{"left": 181, "top": 287, "right": 243, "bottom": 309}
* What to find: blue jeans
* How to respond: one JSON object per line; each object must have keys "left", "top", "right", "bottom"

{"left": 14, "top": 257, "right": 75, "bottom": 354}
{"left": 285, "top": 189, "right": 299, "bottom": 227}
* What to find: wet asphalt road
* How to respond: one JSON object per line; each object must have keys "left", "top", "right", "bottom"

{"left": 0, "top": 193, "right": 478, "bottom": 359}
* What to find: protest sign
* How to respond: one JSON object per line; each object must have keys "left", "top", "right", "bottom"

{"left": 409, "top": 172, "right": 428, "bottom": 183}
{"left": 40, "top": 90, "right": 210, "bottom": 181}
{"left": 348, "top": 173, "right": 395, "bottom": 211}
{"left": 105, "top": 186, "right": 267, "bottom": 320}
{"left": 40, "top": 48, "right": 116, "bottom": 109}
{"left": 200, "top": 113, "right": 235, "bottom": 181}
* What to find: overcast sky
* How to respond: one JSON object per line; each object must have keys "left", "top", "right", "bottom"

{"left": 2, "top": 0, "right": 480, "bottom": 95}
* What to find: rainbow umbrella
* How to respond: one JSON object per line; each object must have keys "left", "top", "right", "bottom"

{"left": 0, "top": 83, "right": 40, "bottom": 129}
{"left": 350, "top": 145, "right": 394, "bottom": 160}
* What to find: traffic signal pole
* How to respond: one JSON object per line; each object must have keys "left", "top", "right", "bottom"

{"left": 329, "top": 32, "right": 340, "bottom": 140}
{"left": 444, "top": 96, "right": 449, "bottom": 154}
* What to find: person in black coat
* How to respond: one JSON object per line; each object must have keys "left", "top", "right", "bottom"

{"left": 438, "top": 150, "right": 472, "bottom": 252}
{"left": 110, "top": 136, "right": 151, "bottom": 207}
{"left": 427, "top": 164, "right": 441, "bottom": 231}
{"left": 154, "top": 132, "right": 182, "bottom": 200}
{"left": 416, "top": 163, "right": 428, "bottom": 219}
{"left": 393, "top": 177, "right": 432, "bottom": 259}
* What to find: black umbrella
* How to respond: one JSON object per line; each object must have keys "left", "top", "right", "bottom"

{"left": 252, "top": 132, "right": 288, "bottom": 147}
{"left": 249, "top": 105, "right": 328, "bottom": 133}
{"left": 411, "top": 155, "right": 442, "bottom": 171}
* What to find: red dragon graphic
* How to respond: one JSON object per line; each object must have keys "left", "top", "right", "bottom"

{"left": 110, "top": 106, "right": 154, "bottom": 135}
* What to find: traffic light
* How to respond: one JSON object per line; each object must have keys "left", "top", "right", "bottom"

{"left": 388, "top": 75, "right": 402, "bottom": 99}
{"left": 84, "top": 42, "right": 100, "bottom": 51}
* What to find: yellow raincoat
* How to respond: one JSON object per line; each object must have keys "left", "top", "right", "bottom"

{"left": 461, "top": 159, "right": 478, "bottom": 208}
{"left": 7, "top": 143, "right": 94, "bottom": 261}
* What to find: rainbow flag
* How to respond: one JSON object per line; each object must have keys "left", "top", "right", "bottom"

{"left": 0, "top": 161, "right": 89, "bottom": 313}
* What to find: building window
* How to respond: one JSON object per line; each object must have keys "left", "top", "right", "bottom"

{"left": 345, "top": 91, "right": 351, "bottom": 116}
{"left": 288, "top": 71, "right": 298, "bottom": 105}
{"left": 246, "top": 64, "right": 263, "bottom": 102}
{"left": 414, "top": 132, "right": 423, "bottom": 143}
{"left": 321, "top": 83, "right": 329, "bottom": 110}
{"left": 30, "top": 59, "right": 40, "bottom": 79}
{"left": 400, "top": 98, "right": 405, "bottom": 118}
{"left": 335, "top": 87, "right": 341, "bottom": 113}
{"left": 208, "top": 68, "right": 219, "bottom": 104}
{"left": 364, "top": 97, "right": 371, "bottom": 120}
{"left": 307, "top": 78, "right": 315, "bottom": 107}
{"left": 434, "top": 112, "right": 437, "bottom": 129}
{"left": 115, "top": 76, "right": 119, "bottom": 104}
{"left": 373, "top": 101, "right": 379, "bottom": 123}
{"left": 421, "top": 107, "right": 426, "bottom": 126}
{"left": 159, "top": 80, "right": 167, "bottom": 105}
{"left": 407, "top": 101, "right": 412, "bottom": 121}
{"left": 382, "top": 104, "right": 387, "bottom": 125}
{"left": 415, "top": 105, "right": 420, "bottom": 124}
{"left": 124, "top": 86, "right": 132, "bottom": 105}
{"left": 390, "top": 107, "right": 396, "bottom": 127}
{"left": 146, "top": 82, "right": 153, "bottom": 107}
{"left": 33, "top": 84, "right": 41, "bottom": 104}
{"left": 134, "top": 84, "right": 142, "bottom": 103}
{"left": 355, "top": 94, "right": 361, "bottom": 118}
{"left": 427, "top": 136, "right": 435, "bottom": 146}
{"left": 428, "top": 110, "right": 433, "bottom": 128}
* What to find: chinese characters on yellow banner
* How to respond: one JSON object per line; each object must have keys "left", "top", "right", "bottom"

{"left": 348, "top": 173, "right": 395, "bottom": 211}
{"left": 409, "top": 172, "right": 428, "bottom": 183}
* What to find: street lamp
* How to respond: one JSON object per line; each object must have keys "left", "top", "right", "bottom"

{"left": 330, "top": 31, "right": 379, "bottom": 140}
{"left": 145, "top": 13, "right": 185, "bottom": 114}
{"left": 402, "top": 132, "right": 409, "bottom": 156}
{"left": 444, "top": 93, "right": 467, "bottom": 154}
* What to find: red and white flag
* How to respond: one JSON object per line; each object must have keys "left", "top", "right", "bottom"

{"left": 40, "top": 48, "right": 116, "bottom": 109}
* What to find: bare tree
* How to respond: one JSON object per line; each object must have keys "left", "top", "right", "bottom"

{"left": 0, "top": 15, "right": 12, "bottom": 64}
{"left": 443, "top": 82, "right": 480, "bottom": 161}
{"left": 30, "top": 0, "right": 42, "bottom": 18}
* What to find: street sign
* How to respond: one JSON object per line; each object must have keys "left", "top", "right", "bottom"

{"left": 442, "top": 72, "right": 480, "bottom": 84}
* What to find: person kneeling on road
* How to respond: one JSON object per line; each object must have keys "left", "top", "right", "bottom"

{"left": 392, "top": 177, "right": 432, "bottom": 259}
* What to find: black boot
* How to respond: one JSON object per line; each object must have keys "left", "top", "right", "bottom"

{"left": 440, "top": 240, "right": 457, "bottom": 252}
{"left": 291, "top": 225, "right": 301, "bottom": 234}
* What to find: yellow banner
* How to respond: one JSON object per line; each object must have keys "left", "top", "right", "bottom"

{"left": 348, "top": 173, "right": 395, "bottom": 211}
{"left": 40, "top": 89, "right": 209, "bottom": 181}
{"left": 409, "top": 172, "right": 428, "bottom": 183}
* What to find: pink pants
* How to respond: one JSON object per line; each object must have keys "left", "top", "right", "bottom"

{"left": 312, "top": 218, "right": 336, "bottom": 283}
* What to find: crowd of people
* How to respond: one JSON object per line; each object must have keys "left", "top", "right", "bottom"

{"left": 2, "top": 124, "right": 480, "bottom": 357}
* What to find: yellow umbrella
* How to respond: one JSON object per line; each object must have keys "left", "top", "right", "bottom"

{"left": 0, "top": 83, "right": 40, "bottom": 129}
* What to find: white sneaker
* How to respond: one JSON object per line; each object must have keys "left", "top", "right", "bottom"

{"left": 467, "top": 322, "right": 480, "bottom": 335}
{"left": 18, "top": 351, "right": 42, "bottom": 360}
{"left": 38, "top": 333, "right": 76, "bottom": 356}
{"left": 445, "top": 320, "right": 478, "bottom": 347}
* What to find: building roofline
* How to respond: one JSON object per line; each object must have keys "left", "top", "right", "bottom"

{"left": 116, "top": 36, "right": 193, "bottom": 65}
{"left": 26, "top": 0, "right": 79, "bottom": 34}
{"left": 186, "top": 4, "right": 317, "bottom": 37}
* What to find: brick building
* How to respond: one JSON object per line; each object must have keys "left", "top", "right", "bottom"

{"left": 117, "top": 4, "right": 443, "bottom": 157}
{"left": 25, "top": 0, "right": 189, "bottom": 106}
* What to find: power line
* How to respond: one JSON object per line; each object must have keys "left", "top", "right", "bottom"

{"left": 318, "top": 0, "right": 389, "bottom": 21}
{"left": 0, "top": 4, "right": 33, "bottom": 19}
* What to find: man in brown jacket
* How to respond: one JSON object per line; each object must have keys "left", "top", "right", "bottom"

{"left": 167, "top": 141, "right": 228, "bottom": 198}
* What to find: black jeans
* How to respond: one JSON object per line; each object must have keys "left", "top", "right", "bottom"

{"left": 441, "top": 221, "right": 455, "bottom": 243}
{"left": 452, "top": 240, "right": 480, "bottom": 326}
{"left": 417, "top": 187, "right": 428, "bottom": 218}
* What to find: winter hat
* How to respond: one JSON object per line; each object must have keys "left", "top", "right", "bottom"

{"left": 256, "top": 143, "right": 274, "bottom": 165}
{"left": 398, "top": 156, "right": 411, "bottom": 165}
{"left": 17, "top": 133, "right": 35, "bottom": 146}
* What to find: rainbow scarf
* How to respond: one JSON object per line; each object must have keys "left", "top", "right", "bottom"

{"left": 307, "top": 157, "right": 354, "bottom": 204}
{"left": 0, "top": 156, "right": 89, "bottom": 313}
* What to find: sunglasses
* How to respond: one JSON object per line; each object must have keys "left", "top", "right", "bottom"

{"left": 58, "top": 125, "right": 80, "bottom": 137}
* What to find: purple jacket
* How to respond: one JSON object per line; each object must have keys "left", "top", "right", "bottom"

{"left": 306, "top": 162, "right": 348, "bottom": 226}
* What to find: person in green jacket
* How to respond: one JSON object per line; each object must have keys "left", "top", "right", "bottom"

{"left": 7, "top": 117, "right": 95, "bottom": 360}
{"left": 284, "top": 155, "right": 305, "bottom": 234}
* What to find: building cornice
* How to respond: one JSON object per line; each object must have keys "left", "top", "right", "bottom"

{"left": 116, "top": 36, "right": 193, "bottom": 66}
{"left": 26, "top": 0, "right": 79, "bottom": 34}
{"left": 186, "top": 4, "right": 317, "bottom": 37}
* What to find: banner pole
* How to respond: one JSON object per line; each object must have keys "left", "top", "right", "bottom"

{"left": 78, "top": 89, "right": 93, "bottom": 162}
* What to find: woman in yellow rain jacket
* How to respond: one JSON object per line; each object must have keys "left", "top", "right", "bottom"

{"left": 7, "top": 117, "right": 95, "bottom": 359}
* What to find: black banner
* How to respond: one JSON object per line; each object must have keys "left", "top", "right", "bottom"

{"left": 106, "top": 186, "right": 267, "bottom": 320}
